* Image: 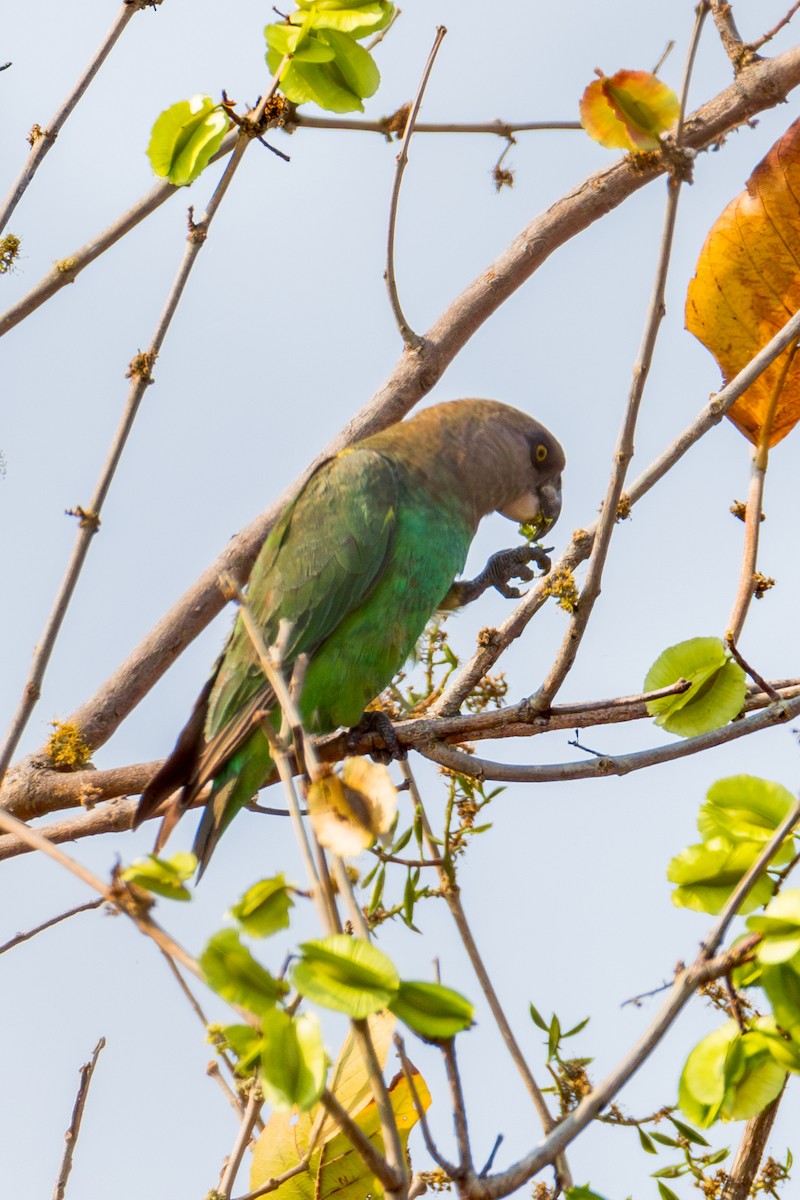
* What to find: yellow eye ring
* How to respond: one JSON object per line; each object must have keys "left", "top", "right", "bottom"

{"left": 534, "top": 444, "right": 548, "bottom": 463}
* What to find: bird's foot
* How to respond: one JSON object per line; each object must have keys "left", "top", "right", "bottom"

{"left": 447, "top": 544, "right": 553, "bottom": 606}
{"left": 347, "top": 710, "right": 407, "bottom": 765}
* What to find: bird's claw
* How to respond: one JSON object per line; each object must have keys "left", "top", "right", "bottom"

{"left": 347, "top": 710, "right": 407, "bottom": 765}
{"left": 485, "top": 544, "right": 553, "bottom": 598}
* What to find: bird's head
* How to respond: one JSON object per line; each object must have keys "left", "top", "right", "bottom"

{"left": 496, "top": 422, "right": 564, "bottom": 538}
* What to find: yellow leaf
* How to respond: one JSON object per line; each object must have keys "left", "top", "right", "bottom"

{"left": 686, "top": 116, "right": 800, "bottom": 447}
{"left": 307, "top": 759, "right": 397, "bottom": 856}
{"left": 316, "top": 1070, "right": 431, "bottom": 1200}
{"left": 579, "top": 69, "right": 679, "bottom": 152}
{"left": 250, "top": 1014, "right": 396, "bottom": 1194}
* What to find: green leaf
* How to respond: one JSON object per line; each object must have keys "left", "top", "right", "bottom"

{"left": 121, "top": 851, "right": 197, "bottom": 900}
{"left": 760, "top": 958, "right": 800, "bottom": 1039}
{"left": 200, "top": 930, "right": 286, "bottom": 1015}
{"left": 147, "top": 95, "right": 231, "bottom": 187}
{"left": 368, "top": 864, "right": 385, "bottom": 914}
{"left": 565, "top": 1187, "right": 611, "bottom": 1200}
{"left": 230, "top": 875, "right": 294, "bottom": 938}
{"left": 563, "top": 1016, "right": 591, "bottom": 1038}
{"left": 657, "top": 1183, "right": 681, "bottom": 1200}
{"left": 217, "top": 1023, "right": 263, "bottom": 1076}
{"left": 644, "top": 637, "right": 746, "bottom": 738}
{"left": 318, "top": 30, "right": 380, "bottom": 98}
{"left": 698, "top": 776, "right": 797, "bottom": 846}
{"left": 293, "top": 1, "right": 394, "bottom": 38}
{"left": 529, "top": 1002, "right": 549, "bottom": 1031}
{"left": 667, "top": 1116, "right": 710, "bottom": 1146}
{"left": 259, "top": 1010, "right": 328, "bottom": 1111}
{"left": 679, "top": 1020, "right": 787, "bottom": 1128}
{"left": 268, "top": 55, "right": 363, "bottom": 113}
{"left": 749, "top": 890, "right": 800, "bottom": 964}
{"left": 668, "top": 838, "right": 776, "bottom": 915}
{"left": 292, "top": 935, "right": 399, "bottom": 1017}
{"left": 548, "top": 1014, "right": 562, "bottom": 1060}
{"left": 388, "top": 981, "right": 474, "bottom": 1041}
{"left": 638, "top": 1127, "right": 657, "bottom": 1154}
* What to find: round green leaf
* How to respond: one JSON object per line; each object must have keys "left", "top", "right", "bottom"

{"left": 259, "top": 1010, "right": 328, "bottom": 1111}
{"left": 292, "top": 935, "right": 399, "bottom": 1017}
{"left": 147, "top": 95, "right": 231, "bottom": 187}
{"left": 200, "top": 930, "right": 286, "bottom": 1015}
{"left": 292, "top": 1, "right": 395, "bottom": 38}
{"left": 230, "top": 875, "right": 294, "bottom": 939}
{"left": 698, "top": 776, "right": 797, "bottom": 845}
{"left": 121, "top": 851, "right": 197, "bottom": 900}
{"left": 668, "top": 838, "right": 775, "bottom": 915}
{"left": 760, "top": 960, "right": 800, "bottom": 1040}
{"left": 319, "top": 30, "right": 380, "bottom": 99}
{"left": 748, "top": 890, "right": 800, "bottom": 963}
{"left": 388, "top": 981, "right": 474, "bottom": 1041}
{"left": 680, "top": 1020, "right": 787, "bottom": 1127}
{"left": 644, "top": 637, "right": 746, "bottom": 738}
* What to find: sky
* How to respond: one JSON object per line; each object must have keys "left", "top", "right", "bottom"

{"left": 2, "top": 1, "right": 800, "bottom": 1196}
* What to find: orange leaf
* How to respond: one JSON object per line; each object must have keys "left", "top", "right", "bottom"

{"left": 686, "top": 116, "right": 800, "bottom": 447}
{"left": 579, "top": 69, "right": 679, "bottom": 152}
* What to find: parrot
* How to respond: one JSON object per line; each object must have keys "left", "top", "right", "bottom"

{"left": 134, "top": 398, "right": 565, "bottom": 875}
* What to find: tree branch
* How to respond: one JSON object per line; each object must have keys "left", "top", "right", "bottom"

{"left": 0, "top": 2, "right": 146, "bottom": 236}
{"left": 51, "top": 1037, "right": 106, "bottom": 1200}
{"left": 385, "top": 25, "right": 447, "bottom": 348}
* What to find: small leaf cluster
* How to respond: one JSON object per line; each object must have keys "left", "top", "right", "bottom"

{"left": 644, "top": 636, "right": 746, "bottom": 738}
{"left": 668, "top": 776, "right": 797, "bottom": 916}
{"left": 148, "top": 94, "right": 231, "bottom": 187}
{"left": 529, "top": 1003, "right": 592, "bottom": 1116}
{"left": 670, "top": 777, "right": 800, "bottom": 1129}
{"left": 265, "top": 1, "right": 395, "bottom": 115}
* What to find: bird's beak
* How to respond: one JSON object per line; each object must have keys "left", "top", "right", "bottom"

{"left": 498, "top": 478, "right": 562, "bottom": 535}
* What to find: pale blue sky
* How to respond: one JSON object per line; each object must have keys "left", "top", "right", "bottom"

{"left": 2, "top": 2, "right": 800, "bottom": 1196}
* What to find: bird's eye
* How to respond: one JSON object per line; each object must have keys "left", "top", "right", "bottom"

{"left": 534, "top": 443, "right": 548, "bottom": 463}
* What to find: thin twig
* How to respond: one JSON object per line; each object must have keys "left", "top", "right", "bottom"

{"left": 231, "top": 1157, "right": 312, "bottom": 1200}
{"left": 0, "top": 2, "right": 144, "bottom": 236}
{"left": 727, "top": 340, "right": 797, "bottom": 642}
{"left": 725, "top": 638, "right": 780, "bottom": 703}
{"left": 441, "top": 1040, "right": 473, "bottom": 1175}
{"left": 0, "top": 805, "right": 204, "bottom": 982}
{"left": 721, "top": 1082, "right": 788, "bottom": 1200}
{"left": 0, "top": 63, "right": 288, "bottom": 791}
{"left": 217, "top": 1085, "right": 264, "bottom": 1200}
{"left": 530, "top": 2, "right": 707, "bottom": 712}
{"left": 385, "top": 25, "right": 447, "bottom": 348}
{"left": 434, "top": 295, "right": 800, "bottom": 716}
{"left": 470, "top": 932, "right": 767, "bottom": 1199}
{"left": 394, "top": 1033, "right": 456, "bottom": 1174}
{"left": 51, "top": 1037, "right": 106, "bottom": 1200}
{"left": 293, "top": 114, "right": 582, "bottom": 136}
{"left": 747, "top": 1, "right": 800, "bottom": 53}
{"left": 402, "top": 762, "right": 572, "bottom": 1191}
{"left": 319, "top": 1088, "right": 404, "bottom": 1192}
{"left": 0, "top": 897, "right": 104, "bottom": 955}
{"left": 421, "top": 691, "right": 800, "bottom": 784}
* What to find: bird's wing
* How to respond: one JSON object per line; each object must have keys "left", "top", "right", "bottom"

{"left": 205, "top": 447, "right": 400, "bottom": 739}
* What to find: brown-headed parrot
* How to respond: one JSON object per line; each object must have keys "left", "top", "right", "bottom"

{"left": 134, "top": 399, "right": 565, "bottom": 874}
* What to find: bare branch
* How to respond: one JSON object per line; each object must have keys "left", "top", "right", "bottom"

{"left": 0, "top": 897, "right": 105, "bottom": 955}
{"left": 51, "top": 1037, "right": 106, "bottom": 1200}
{"left": 721, "top": 1083, "right": 788, "bottom": 1200}
{"left": 709, "top": 0, "right": 752, "bottom": 70}
{"left": 292, "top": 114, "right": 582, "bottom": 136}
{"left": 0, "top": 3, "right": 144, "bottom": 236}
{"left": 465, "top": 808, "right": 800, "bottom": 1198}
{"left": 441, "top": 1039, "right": 473, "bottom": 1175}
{"left": 385, "top": 26, "right": 447, "bottom": 348}
{"left": 217, "top": 1085, "right": 264, "bottom": 1200}
{"left": 531, "top": 3, "right": 707, "bottom": 711}
{"left": 421, "top": 691, "right": 800, "bottom": 783}
{"left": 748, "top": 1, "right": 800, "bottom": 53}
{"left": 319, "top": 1087, "right": 404, "bottom": 1193}
{"left": 0, "top": 69, "right": 289, "bottom": 789}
